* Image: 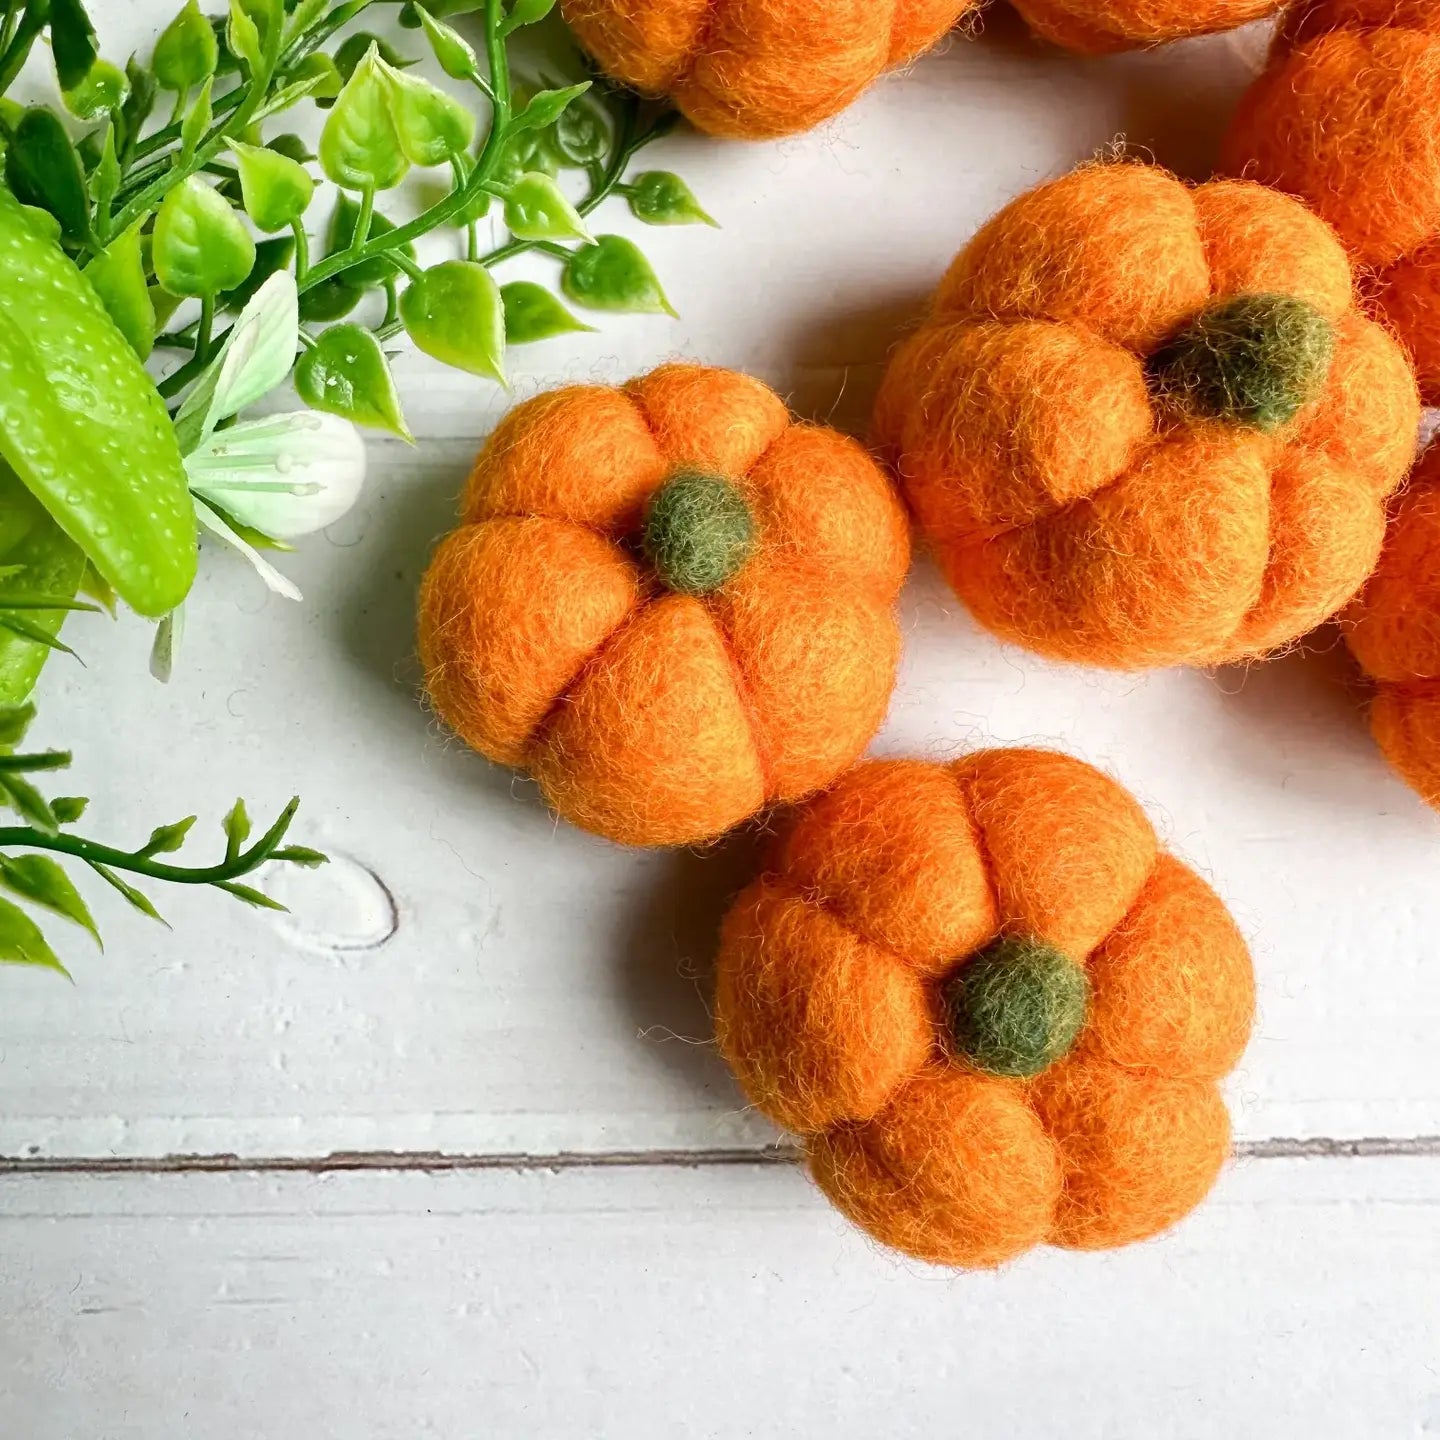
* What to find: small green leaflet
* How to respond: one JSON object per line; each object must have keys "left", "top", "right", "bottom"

{"left": 563, "top": 235, "right": 676, "bottom": 317}
{"left": 502, "top": 282, "right": 593, "bottom": 346}
{"left": 140, "top": 816, "right": 198, "bottom": 856}
{"left": 503, "top": 173, "right": 591, "bottom": 244}
{"left": 0, "top": 704, "right": 36, "bottom": 748}
{"left": 223, "top": 797, "right": 252, "bottom": 859}
{"left": 87, "top": 861, "right": 167, "bottom": 925}
{"left": 511, "top": 82, "right": 588, "bottom": 134}
{"left": 627, "top": 172, "right": 717, "bottom": 227}
{"left": 500, "top": 0, "right": 558, "bottom": 37}
{"left": 4, "top": 108, "right": 91, "bottom": 241}
{"left": 295, "top": 324, "right": 412, "bottom": 440}
{"left": 180, "top": 77, "right": 214, "bottom": 161}
{"left": 0, "top": 894, "right": 68, "bottom": 975}
{"left": 153, "top": 0, "right": 220, "bottom": 92}
{"left": 0, "top": 772, "right": 58, "bottom": 833}
{"left": 400, "top": 261, "right": 506, "bottom": 384}
{"left": 0, "top": 855, "right": 101, "bottom": 946}
{"left": 49, "top": 0, "right": 100, "bottom": 94}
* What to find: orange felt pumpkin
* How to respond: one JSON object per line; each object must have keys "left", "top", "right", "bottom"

{"left": 418, "top": 365, "right": 911, "bottom": 849}
{"left": 873, "top": 163, "right": 1420, "bottom": 671}
{"left": 1011, "top": 0, "right": 1281, "bottom": 53}
{"left": 1346, "top": 445, "right": 1440, "bottom": 809}
{"left": 1222, "top": 1, "right": 1440, "bottom": 405}
{"left": 715, "top": 750, "right": 1255, "bottom": 1267}
{"left": 559, "top": 0, "right": 979, "bottom": 140}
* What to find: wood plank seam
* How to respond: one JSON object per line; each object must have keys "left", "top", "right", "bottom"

{"left": 4, "top": 1135, "right": 1440, "bottom": 1176}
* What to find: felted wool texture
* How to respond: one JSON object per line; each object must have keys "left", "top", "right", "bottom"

{"left": 1345, "top": 446, "right": 1440, "bottom": 809}
{"left": 559, "top": 0, "right": 981, "bottom": 140}
{"left": 1010, "top": 0, "right": 1281, "bottom": 54}
{"left": 713, "top": 748, "right": 1255, "bottom": 1269}
{"left": 417, "top": 364, "right": 911, "bottom": 850}
{"left": 1222, "top": 3, "right": 1440, "bottom": 405}
{"left": 873, "top": 164, "right": 1421, "bottom": 671}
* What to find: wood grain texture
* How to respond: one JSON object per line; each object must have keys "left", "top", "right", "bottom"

{"left": 5, "top": 1157, "right": 1440, "bottom": 1438}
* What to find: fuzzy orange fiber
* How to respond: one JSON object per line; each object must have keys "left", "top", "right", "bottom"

{"left": 874, "top": 164, "right": 1420, "bottom": 671}
{"left": 1223, "top": 2, "right": 1440, "bottom": 405}
{"left": 715, "top": 750, "right": 1255, "bottom": 1268}
{"left": 1012, "top": 0, "right": 1280, "bottom": 53}
{"left": 1346, "top": 446, "right": 1440, "bottom": 810}
{"left": 418, "top": 365, "right": 910, "bottom": 849}
{"left": 559, "top": 0, "right": 979, "bottom": 139}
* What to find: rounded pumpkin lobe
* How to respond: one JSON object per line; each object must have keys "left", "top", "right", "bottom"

{"left": 1146, "top": 293, "right": 1336, "bottom": 432}
{"left": 642, "top": 470, "right": 756, "bottom": 596}
{"left": 942, "top": 935, "right": 1090, "bottom": 1079}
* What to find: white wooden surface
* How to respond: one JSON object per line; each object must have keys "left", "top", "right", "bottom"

{"left": 3, "top": 5, "right": 1440, "bottom": 1435}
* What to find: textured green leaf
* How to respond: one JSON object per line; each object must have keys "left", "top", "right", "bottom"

{"left": 153, "top": 176, "right": 256, "bottom": 297}
{"left": 319, "top": 46, "right": 409, "bottom": 191}
{"left": 400, "top": 261, "right": 506, "bottom": 383}
{"left": 231, "top": 140, "right": 313, "bottom": 232}
{"left": 272, "top": 844, "right": 328, "bottom": 868}
{"left": 0, "top": 895, "right": 67, "bottom": 975}
{"left": 295, "top": 324, "right": 411, "bottom": 440}
{"left": 153, "top": 0, "right": 220, "bottom": 91}
{"left": 85, "top": 224, "right": 157, "bottom": 360}
{"left": 51, "top": 796, "right": 89, "bottom": 825}
{"left": 0, "top": 855, "right": 100, "bottom": 945}
{"left": 503, "top": 172, "right": 591, "bottom": 243}
{"left": 383, "top": 64, "right": 475, "bottom": 167}
{"left": 554, "top": 96, "right": 607, "bottom": 167}
{"left": 226, "top": 0, "right": 263, "bottom": 71}
{"left": 4, "top": 108, "right": 91, "bottom": 241}
{"left": 63, "top": 59, "right": 129, "bottom": 120}
{"left": 49, "top": 0, "right": 100, "bottom": 93}
{"left": 179, "top": 76, "right": 214, "bottom": 161}
{"left": 414, "top": 6, "right": 478, "bottom": 79}
{"left": 563, "top": 235, "right": 676, "bottom": 317}
{"left": 627, "top": 171, "right": 717, "bottom": 227}
{"left": 511, "top": 82, "right": 588, "bottom": 134}
{"left": 141, "top": 816, "right": 197, "bottom": 855}
{"left": 502, "top": 281, "right": 593, "bottom": 346}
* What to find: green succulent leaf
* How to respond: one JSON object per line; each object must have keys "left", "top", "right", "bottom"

{"left": 554, "top": 96, "right": 608, "bottom": 167}
{"left": 0, "top": 895, "right": 67, "bottom": 975}
{"left": 502, "top": 281, "right": 593, "bottom": 346}
{"left": 84, "top": 224, "right": 157, "bottom": 361}
{"left": 319, "top": 45, "right": 409, "bottom": 191}
{"left": 153, "top": 0, "right": 220, "bottom": 91}
{"left": 511, "top": 82, "right": 589, "bottom": 135}
{"left": 231, "top": 140, "right": 314, "bottom": 232}
{"left": 400, "top": 261, "right": 506, "bottom": 384}
{"left": 383, "top": 64, "right": 476, "bottom": 167}
{"left": 153, "top": 176, "right": 257, "bottom": 298}
{"left": 0, "top": 855, "right": 100, "bottom": 946}
{"left": 563, "top": 235, "right": 676, "bottom": 317}
{"left": 4, "top": 108, "right": 91, "bottom": 242}
{"left": 503, "top": 172, "right": 591, "bottom": 243}
{"left": 627, "top": 171, "right": 717, "bottom": 227}
{"left": 414, "top": 6, "right": 478, "bottom": 79}
{"left": 295, "top": 324, "right": 412, "bottom": 441}
{"left": 63, "top": 59, "right": 129, "bottom": 121}
{"left": 226, "top": 0, "right": 264, "bottom": 72}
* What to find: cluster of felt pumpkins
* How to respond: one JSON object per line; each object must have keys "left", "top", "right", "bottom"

{"left": 417, "top": 1, "right": 1440, "bottom": 1269}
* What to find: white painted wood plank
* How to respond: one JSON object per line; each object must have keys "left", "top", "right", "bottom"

{"left": 6, "top": 8, "right": 1440, "bottom": 1160}
{"left": 4, "top": 1156, "right": 1440, "bottom": 1438}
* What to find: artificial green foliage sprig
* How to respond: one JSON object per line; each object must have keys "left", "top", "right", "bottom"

{"left": 0, "top": 701, "right": 325, "bottom": 977}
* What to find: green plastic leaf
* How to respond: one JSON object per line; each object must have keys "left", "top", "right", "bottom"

{"left": 226, "top": 0, "right": 264, "bottom": 72}
{"left": 266, "top": 134, "right": 315, "bottom": 165}
{"left": 141, "top": 815, "right": 197, "bottom": 854}
{"left": 150, "top": 605, "right": 182, "bottom": 683}
{"left": 325, "top": 194, "right": 415, "bottom": 286}
{"left": 219, "top": 234, "right": 294, "bottom": 314}
{"left": 0, "top": 704, "right": 34, "bottom": 747}
{"left": 295, "top": 324, "right": 411, "bottom": 440}
{"left": 511, "top": 82, "right": 589, "bottom": 134}
{"left": 500, "top": 0, "right": 558, "bottom": 35}
{"left": 88, "top": 861, "right": 166, "bottom": 925}
{"left": 414, "top": 5, "right": 478, "bottom": 79}
{"left": 289, "top": 52, "right": 342, "bottom": 105}
{"left": 4, "top": 108, "right": 91, "bottom": 241}
{"left": 284, "top": 0, "right": 331, "bottom": 42}
{"left": 554, "top": 96, "right": 608, "bottom": 167}
{"left": 153, "top": 0, "right": 220, "bottom": 91}
{"left": 400, "top": 261, "right": 506, "bottom": 384}
{"left": 231, "top": 140, "right": 313, "bottom": 232}
{"left": 85, "top": 225, "right": 156, "bottom": 361}
{"left": 220, "top": 879, "right": 288, "bottom": 911}
{"left": 0, "top": 468, "right": 87, "bottom": 708}
{"left": 63, "top": 59, "right": 129, "bottom": 120}
{"left": 627, "top": 171, "right": 717, "bottom": 227}
{"left": 153, "top": 176, "right": 256, "bottom": 298}
{"left": 0, "top": 895, "right": 67, "bottom": 975}
{"left": 0, "top": 855, "right": 100, "bottom": 945}
{"left": 224, "top": 797, "right": 252, "bottom": 857}
{"left": 503, "top": 172, "right": 591, "bottom": 243}
{"left": 272, "top": 844, "right": 327, "bottom": 867}
{"left": 180, "top": 76, "right": 214, "bottom": 161}
{"left": 494, "top": 127, "right": 560, "bottom": 189}
{"left": 49, "top": 0, "right": 100, "bottom": 94}
{"left": 0, "top": 186, "right": 197, "bottom": 618}
{"left": 0, "top": 772, "right": 58, "bottom": 833}
{"left": 563, "top": 235, "right": 676, "bottom": 317}
{"left": 299, "top": 277, "right": 363, "bottom": 323}
{"left": 502, "top": 281, "right": 593, "bottom": 346}
{"left": 91, "top": 126, "right": 121, "bottom": 229}
{"left": 319, "top": 46, "right": 409, "bottom": 191}
{"left": 121, "top": 56, "right": 158, "bottom": 138}
{"left": 51, "top": 796, "right": 89, "bottom": 825}
{"left": 333, "top": 32, "right": 414, "bottom": 85}
{"left": 382, "top": 64, "right": 475, "bottom": 167}
{"left": 253, "top": 68, "right": 338, "bottom": 123}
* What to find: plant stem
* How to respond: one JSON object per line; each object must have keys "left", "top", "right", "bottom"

{"left": 196, "top": 295, "right": 216, "bottom": 357}
{"left": 0, "top": 798, "right": 300, "bottom": 887}
{"left": 351, "top": 184, "right": 375, "bottom": 260}
{"left": 291, "top": 219, "right": 310, "bottom": 281}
